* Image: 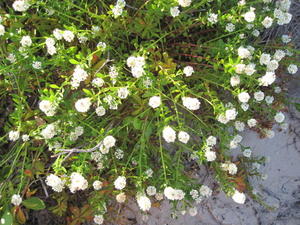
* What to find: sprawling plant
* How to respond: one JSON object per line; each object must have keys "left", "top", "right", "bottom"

{"left": 0, "top": 0, "right": 298, "bottom": 224}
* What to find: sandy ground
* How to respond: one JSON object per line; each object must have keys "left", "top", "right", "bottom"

{"left": 119, "top": 75, "right": 300, "bottom": 225}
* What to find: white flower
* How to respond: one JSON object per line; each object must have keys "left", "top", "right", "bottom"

{"left": 96, "top": 106, "right": 106, "bottom": 116}
{"left": 39, "top": 100, "right": 57, "bottom": 116}
{"left": 162, "top": 126, "right": 176, "bottom": 143}
{"left": 230, "top": 75, "right": 240, "bottom": 87}
{"left": 112, "top": 4, "right": 124, "bottom": 18}
{"left": 46, "top": 37, "right": 55, "bottom": 46}
{"left": 93, "top": 215, "right": 104, "bottom": 225}
{"left": 127, "top": 56, "right": 146, "bottom": 78}
{"left": 178, "top": 131, "right": 190, "bottom": 144}
{"left": 53, "top": 29, "right": 63, "bottom": 40}
{"left": 247, "top": 118, "right": 257, "bottom": 128}
{"left": 262, "top": 16, "right": 273, "bottom": 28}
{"left": 149, "top": 96, "right": 161, "bottom": 109}
{"left": 117, "top": 87, "right": 129, "bottom": 99}
{"left": 97, "top": 42, "right": 106, "bottom": 50}
{"left": 265, "top": 96, "right": 274, "bottom": 105}
{"left": 237, "top": 46, "right": 251, "bottom": 59}
{"left": 164, "top": 187, "right": 185, "bottom": 200}
{"left": 254, "top": 91, "right": 265, "bottom": 101}
{"left": 0, "top": 25, "right": 5, "bottom": 36}
{"left": 182, "top": 97, "right": 200, "bottom": 110}
{"left": 11, "top": 194, "right": 22, "bottom": 206}
{"left": 274, "top": 50, "right": 286, "bottom": 61}
{"left": 221, "top": 162, "right": 237, "bottom": 175}
{"left": 265, "top": 129, "right": 275, "bottom": 139}
{"left": 155, "top": 192, "right": 164, "bottom": 201}
{"left": 20, "top": 35, "right": 32, "bottom": 47}
{"left": 244, "top": 63, "right": 256, "bottom": 76}
{"left": 206, "top": 136, "right": 216, "bottom": 146}
{"left": 69, "top": 172, "right": 88, "bottom": 193}
{"left": 75, "top": 98, "right": 91, "bottom": 113}
{"left": 8, "top": 130, "right": 20, "bottom": 141}
{"left": 71, "top": 65, "right": 89, "bottom": 89}
{"left": 114, "top": 176, "right": 126, "bottom": 190}
{"left": 226, "top": 23, "right": 235, "bottom": 32}
{"left": 238, "top": 92, "right": 250, "bottom": 103}
{"left": 93, "top": 180, "right": 103, "bottom": 190}
{"left": 258, "top": 72, "right": 276, "bottom": 86}
{"left": 232, "top": 190, "right": 246, "bottom": 204}
{"left": 170, "top": 6, "right": 180, "bottom": 17}
{"left": 274, "top": 86, "right": 282, "bottom": 93}
{"left": 217, "top": 114, "right": 229, "bottom": 124}
{"left": 7, "top": 53, "right": 16, "bottom": 63}
{"left": 41, "top": 124, "right": 57, "bottom": 139}
{"left": 103, "top": 135, "right": 116, "bottom": 149}
{"left": 199, "top": 185, "right": 212, "bottom": 197}
{"left": 243, "top": 8, "right": 256, "bottom": 22}
{"left": 116, "top": 192, "right": 126, "bottom": 203}
{"left": 281, "top": 34, "right": 291, "bottom": 43}
{"left": 62, "top": 30, "right": 75, "bottom": 42}
{"left": 146, "top": 186, "right": 157, "bottom": 196}
{"left": 225, "top": 108, "right": 238, "bottom": 121}
{"left": 252, "top": 29, "right": 260, "bottom": 37}
{"left": 12, "top": 0, "right": 30, "bottom": 12}
{"left": 178, "top": 0, "right": 192, "bottom": 7}
{"left": 243, "top": 148, "right": 252, "bottom": 158}
{"left": 136, "top": 194, "right": 151, "bottom": 211}
{"left": 260, "top": 53, "right": 271, "bottom": 65}
{"left": 145, "top": 168, "right": 153, "bottom": 178}
{"left": 46, "top": 174, "right": 65, "bottom": 192}
{"left": 287, "top": 64, "right": 298, "bottom": 74}
{"left": 47, "top": 45, "right": 57, "bottom": 55}
{"left": 235, "top": 64, "right": 246, "bottom": 74}
{"left": 22, "top": 134, "right": 29, "bottom": 142}
{"left": 207, "top": 13, "right": 218, "bottom": 24}
{"left": 241, "top": 103, "right": 249, "bottom": 111}
{"left": 189, "top": 207, "right": 197, "bottom": 216}
{"left": 235, "top": 121, "right": 245, "bottom": 131}
{"left": 274, "top": 112, "right": 285, "bottom": 123}
{"left": 205, "top": 150, "right": 216, "bottom": 162}
{"left": 183, "top": 66, "right": 194, "bottom": 77}
{"left": 266, "top": 60, "right": 279, "bottom": 71}
{"left": 92, "top": 78, "right": 104, "bottom": 87}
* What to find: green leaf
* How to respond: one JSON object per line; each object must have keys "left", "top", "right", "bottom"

{"left": 22, "top": 197, "right": 46, "bottom": 210}
{"left": 294, "top": 103, "right": 300, "bottom": 112}
{"left": 1, "top": 210, "right": 13, "bottom": 225}
{"left": 69, "top": 59, "right": 79, "bottom": 65}
{"left": 49, "top": 84, "right": 60, "bottom": 89}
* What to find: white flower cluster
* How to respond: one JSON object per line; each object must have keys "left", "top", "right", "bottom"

{"left": 127, "top": 56, "right": 146, "bottom": 78}
{"left": 170, "top": 7, "right": 180, "bottom": 17}
{"left": 243, "top": 7, "right": 256, "bottom": 23}
{"left": 92, "top": 77, "right": 104, "bottom": 88}
{"left": 45, "top": 37, "right": 57, "bottom": 55}
{"left": 93, "top": 180, "right": 103, "bottom": 190}
{"left": 69, "top": 172, "right": 88, "bottom": 193}
{"left": 164, "top": 187, "right": 185, "bottom": 200}
{"left": 229, "top": 134, "right": 243, "bottom": 149}
{"left": 162, "top": 126, "right": 176, "bottom": 143}
{"left": 221, "top": 162, "right": 238, "bottom": 175}
{"left": 182, "top": 97, "right": 200, "bottom": 110}
{"left": 117, "top": 87, "right": 129, "bottom": 99}
{"left": 274, "top": 0, "right": 292, "bottom": 25}
{"left": 41, "top": 123, "right": 57, "bottom": 139}
{"left": 75, "top": 97, "right": 91, "bottom": 113}
{"left": 11, "top": 194, "right": 22, "bottom": 206}
{"left": 114, "top": 176, "right": 126, "bottom": 190}
{"left": 149, "top": 96, "right": 161, "bottom": 108}
{"left": 99, "top": 135, "right": 116, "bottom": 154}
{"left": 232, "top": 189, "right": 246, "bottom": 204}
{"left": 71, "top": 65, "right": 89, "bottom": 89}
{"left": 96, "top": 106, "right": 106, "bottom": 116}
{"left": 8, "top": 130, "right": 20, "bottom": 141}
{"left": 116, "top": 192, "right": 126, "bottom": 203}
{"left": 183, "top": 66, "right": 194, "bottom": 77}
{"left": 20, "top": 35, "right": 32, "bottom": 47}
{"left": 69, "top": 126, "right": 84, "bottom": 141}
{"left": 13, "top": 0, "right": 31, "bottom": 12}
{"left": 207, "top": 13, "right": 218, "bottom": 24}
{"left": 178, "top": 0, "right": 192, "bottom": 7}
{"left": 45, "top": 174, "right": 65, "bottom": 192}
{"left": 136, "top": 194, "right": 151, "bottom": 211}
{"left": 112, "top": 0, "right": 126, "bottom": 18}
{"left": 39, "top": 100, "right": 57, "bottom": 116}
{"left": 93, "top": 215, "right": 104, "bottom": 224}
